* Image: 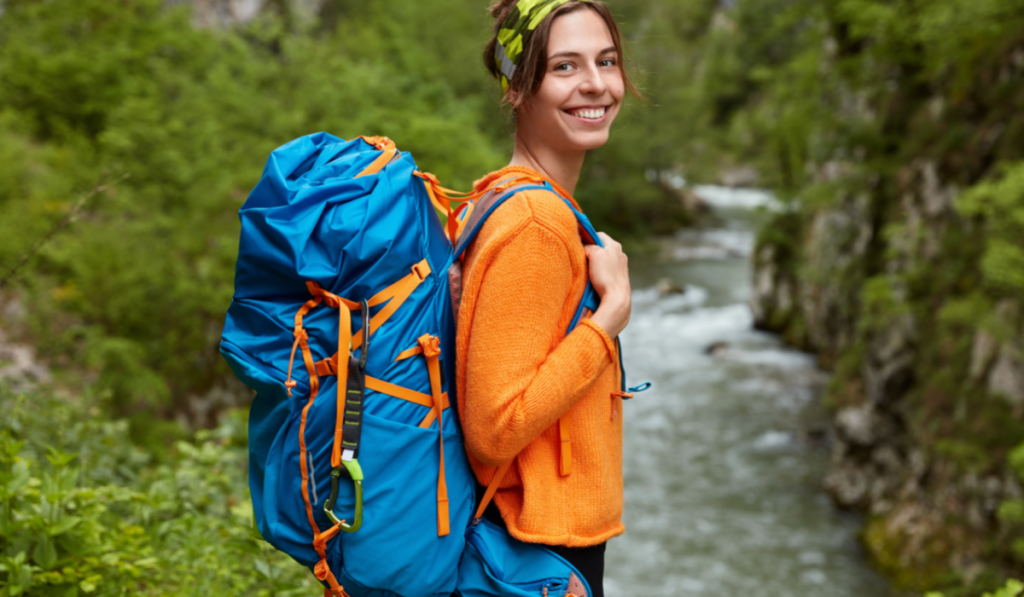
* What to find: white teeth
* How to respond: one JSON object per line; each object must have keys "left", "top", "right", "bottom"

{"left": 571, "top": 107, "right": 605, "bottom": 120}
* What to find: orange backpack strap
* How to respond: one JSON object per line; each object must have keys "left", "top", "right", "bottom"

{"left": 473, "top": 459, "right": 515, "bottom": 521}
{"left": 356, "top": 136, "right": 398, "bottom": 178}
{"left": 418, "top": 334, "right": 450, "bottom": 537}
{"left": 414, "top": 171, "right": 494, "bottom": 242}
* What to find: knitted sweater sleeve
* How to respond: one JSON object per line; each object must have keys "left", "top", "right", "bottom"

{"left": 462, "top": 202, "right": 618, "bottom": 467}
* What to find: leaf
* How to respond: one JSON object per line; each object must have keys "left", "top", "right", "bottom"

{"left": 999, "top": 499, "right": 1024, "bottom": 523}
{"left": 1005, "top": 579, "right": 1024, "bottom": 597}
{"left": 45, "top": 447, "right": 79, "bottom": 470}
{"left": 39, "top": 495, "right": 56, "bottom": 521}
{"left": 49, "top": 515, "right": 81, "bottom": 537}
{"left": 3, "top": 552, "right": 35, "bottom": 596}
{"left": 79, "top": 574, "right": 101, "bottom": 594}
{"left": 1011, "top": 446, "right": 1024, "bottom": 483}
{"left": 133, "top": 557, "right": 158, "bottom": 568}
{"left": 253, "top": 558, "right": 272, "bottom": 580}
{"left": 982, "top": 239, "right": 1024, "bottom": 292}
{"left": 59, "top": 468, "right": 79, "bottom": 493}
{"left": 33, "top": 534, "right": 58, "bottom": 570}
{"left": 0, "top": 438, "right": 26, "bottom": 461}
{"left": 6, "top": 460, "right": 30, "bottom": 495}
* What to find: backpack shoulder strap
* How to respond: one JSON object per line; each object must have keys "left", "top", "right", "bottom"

{"left": 451, "top": 182, "right": 542, "bottom": 261}
{"left": 452, "top": 180, "right": 603, "bottom": 260}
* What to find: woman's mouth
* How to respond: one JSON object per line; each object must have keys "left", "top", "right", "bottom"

{"left": 564, "top": 105, "right": 611, "bottom": 122}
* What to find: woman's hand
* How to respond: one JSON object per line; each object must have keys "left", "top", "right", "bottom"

{"left": 584, "top": 232, "right": 631, "bottom": 338}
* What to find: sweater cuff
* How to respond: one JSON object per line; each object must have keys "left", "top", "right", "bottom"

{"left": 579, "top": 318, "right": 617, "bottom": 364}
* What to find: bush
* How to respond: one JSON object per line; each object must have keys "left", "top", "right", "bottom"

{"left": 0, "top": 383, "right": 317, "bottom": 596}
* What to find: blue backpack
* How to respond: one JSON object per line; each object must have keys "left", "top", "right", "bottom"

{"left": 221, "top": 133, "right": 642, "bottom": 597}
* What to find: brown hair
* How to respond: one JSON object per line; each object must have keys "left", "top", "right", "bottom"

{"left": 483, "top": 0, "right": 642, "bottom": 108}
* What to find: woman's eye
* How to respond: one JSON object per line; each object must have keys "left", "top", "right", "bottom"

{"left": 599, "top": 58, "right": 617, "bottom": 67}
{"left": 554, "top": 62, "right": 573, "bottom": 71}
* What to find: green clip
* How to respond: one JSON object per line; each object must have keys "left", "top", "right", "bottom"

{"left": 324, "top": 459, "right": 363, "bottom": 533}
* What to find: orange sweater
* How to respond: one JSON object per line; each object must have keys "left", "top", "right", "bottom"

{"left": 455, "top": 166, "right": 626, "bottom": 547}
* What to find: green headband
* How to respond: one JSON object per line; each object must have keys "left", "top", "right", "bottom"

{"left": 494, "top": 0, "right": 589, "bottom": 93}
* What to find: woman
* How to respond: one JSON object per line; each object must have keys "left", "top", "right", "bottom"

{"left": 456, "top": 1, "right": 640, "bottom": 595}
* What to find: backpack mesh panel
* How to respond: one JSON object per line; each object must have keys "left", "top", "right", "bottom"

{"left": 567, "top": 573, "right": 588, "bottom": 597}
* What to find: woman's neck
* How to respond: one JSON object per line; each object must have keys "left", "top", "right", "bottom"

{"left": 508, "top": 131, "right": 585, "bottom": 196}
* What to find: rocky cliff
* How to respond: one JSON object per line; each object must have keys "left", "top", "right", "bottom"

{"left": 751, "top": 154, "right": 1024, "bottom": 590}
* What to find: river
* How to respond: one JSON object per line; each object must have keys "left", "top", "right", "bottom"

{"left": 604, "top": 187, "right": 890, "bottom": 596}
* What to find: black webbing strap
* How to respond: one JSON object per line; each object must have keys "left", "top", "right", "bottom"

{"left": 340, "top": 354, "right": 364, "bottom": 461}
{"left": 340, "top": 299, "right": 369, "bottom": 465}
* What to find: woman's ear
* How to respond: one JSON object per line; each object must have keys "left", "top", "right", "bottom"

{"left": 504, "top": 88, "right": 521, "bottom": 108}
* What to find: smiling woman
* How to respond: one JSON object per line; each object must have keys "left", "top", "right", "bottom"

{"left": 483, "top": 0, "right": 642, "bottom": 192}
{"left": 456, "top": 2, "right": 644, "bottom": 595}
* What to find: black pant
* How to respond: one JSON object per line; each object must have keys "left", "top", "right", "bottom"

{"left": 477, "top": 484, "right": 606, "bottom": 597}
{"left": 547, "top": 542, "right": 606, "bottom": 597}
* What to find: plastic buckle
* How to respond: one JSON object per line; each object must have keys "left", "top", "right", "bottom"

{"left": 412, "top": 263, "right": 427, "bottom": 281}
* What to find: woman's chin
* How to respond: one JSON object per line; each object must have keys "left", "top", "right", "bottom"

{"left": 568, "top": 130, "right": 612, "bottom": 151}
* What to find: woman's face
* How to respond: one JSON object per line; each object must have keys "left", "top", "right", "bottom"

{"left": 517, "top": 8, "right": 625, "bottom": 153}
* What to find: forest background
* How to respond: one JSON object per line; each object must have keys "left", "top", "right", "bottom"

{"left": 1, "top": 0, "right": 1023, "bottom": 595}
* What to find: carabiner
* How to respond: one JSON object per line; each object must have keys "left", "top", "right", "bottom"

{"left": 324, "top": 458, "right": 363, "bottom": 532}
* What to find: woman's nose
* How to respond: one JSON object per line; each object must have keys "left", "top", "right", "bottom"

{"left": 579, "top": 64, "right": 608, "bottom": 96}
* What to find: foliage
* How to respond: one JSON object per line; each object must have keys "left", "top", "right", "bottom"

{"left": 0, "top": 0, "right": 706, "bottom": 416}
{"left": 926, "top": 578, "right": 1024, "bottom": 597}
{"left": 997, "top": 443, "right": 1024, "bottom": 561}
{"left": 957, "top": 162, "right": 1024, "bottom": 297}
{"left": 0, "top": 382, "right": 317, "bottom": 596}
